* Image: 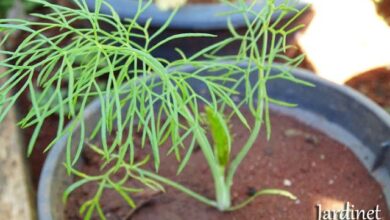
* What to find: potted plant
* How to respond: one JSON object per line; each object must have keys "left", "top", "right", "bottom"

{"left": 0, "top": 0, "right": 389, "bottom": 219}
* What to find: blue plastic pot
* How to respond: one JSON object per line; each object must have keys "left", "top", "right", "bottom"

{"left": 85, "top": 0, "right": 308, "bottom": 30}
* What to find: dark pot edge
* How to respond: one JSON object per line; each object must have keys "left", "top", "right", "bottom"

{"left": 84, "top": 0, "right": 309, "bottom": 30}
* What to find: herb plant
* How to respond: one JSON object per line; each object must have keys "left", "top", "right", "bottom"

{"left": 0, "top": 0, "right": 311, "bottom": 218}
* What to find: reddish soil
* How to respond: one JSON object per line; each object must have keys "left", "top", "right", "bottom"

{"left": 65, "top": 110, "right": 389, "bottom": 220}
{"left": 346, "top": 67, "right": 390, "bottom": 113}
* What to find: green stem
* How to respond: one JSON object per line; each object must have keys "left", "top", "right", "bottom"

{"left": 134, "top": 168, "right": 217, "bottom": 208}
{"left": 226, "top": 62, "right": 267, "bottom": 190}
{"left": 226, "top": 118, "right": 262, "bottom": 189}
{"left": 182, "top": 107, "right": 231, "bottom": 210}
{"left": 215, "top": 165, "right": 231, "bottom": 210}
{"left": 189, "top": 119, "right": 231, "bottom": 210}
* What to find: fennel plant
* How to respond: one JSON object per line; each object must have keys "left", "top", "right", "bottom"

{"left": 0, "top": 0, "right": 311, "bottom": 218}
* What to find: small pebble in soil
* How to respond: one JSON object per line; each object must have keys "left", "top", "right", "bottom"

{"left": 233, "top": 191, "right": 239, "bottom": 199}
{"left": 328, "top": 179, "right": 335, "bottom": 185}
{"left": 320, "top": 154, "right": 326, "bottom": 160}
{"left": 295, "top": 199, "right": 301, "bottom": 205}
{"left": 305, "top": 135, "right": 319, "bottom": 145}
{"left": 283, "top": 179, "right": 292, "bottom": 187}
{"left": 284, "top": 129, "right": 319, "bottom": 145}
{"left": 246, "top": 187, "right": 257, "bottom": 196}
{"left": 284, "top": 128, "right": 302, "bottom": 137}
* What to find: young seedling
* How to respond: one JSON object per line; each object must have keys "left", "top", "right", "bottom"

{"left": 0, "top": 0, "right": 312, "bottom": 218}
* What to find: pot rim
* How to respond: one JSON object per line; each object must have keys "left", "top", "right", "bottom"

{"left": 84, "top": 0, "right": 309, "bottom": 30}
